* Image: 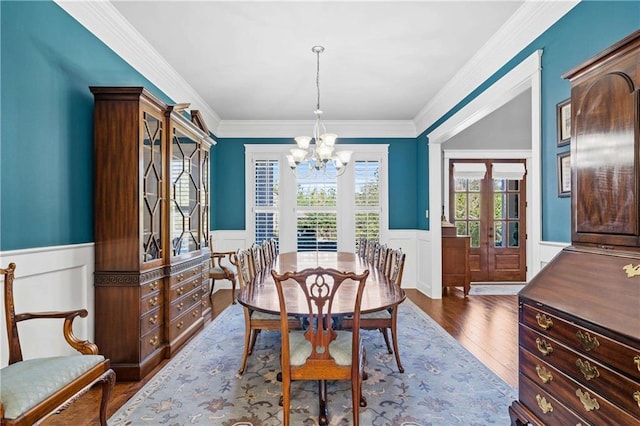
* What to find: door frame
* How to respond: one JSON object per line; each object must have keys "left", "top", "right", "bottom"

{"left": 444, "top": 152, "right": 531, "bottom": 282}
{"left": 426, "top": 50, "right": 542, "bottom": 299}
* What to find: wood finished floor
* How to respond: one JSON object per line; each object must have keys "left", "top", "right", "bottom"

{"left": 43, "top": 287, "right": 518, "bottom": 425}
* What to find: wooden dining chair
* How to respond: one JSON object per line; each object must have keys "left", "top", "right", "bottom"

{"left": 236, "top": 249, "right": 300, "bottom": 375}
{"left": 0, "top": 263, "right": 116, "bottom": 425}
{"left": 271, "top": 267, "right": 369, "bottom": 426}
{"left": 344, "top": 248, "right": 406, "bottom": 373}
{"left": 208, "top": 235, "right": 238, "bottom": 300}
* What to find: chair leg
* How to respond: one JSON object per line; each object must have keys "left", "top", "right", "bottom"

{"left": 248, "top": 329, "right": 260, "bottom": 354}
{"left": 239, "top": 313, "right": 252, "bottom": 375}
{"left": 99, "top": 369, "right": 116, "bottom": 426}
{"left": 391, "top": 309, "right": 404, "bottom": 373}
{"left": 230, "top": 277, "right": 237, "bottom": 304}
{"left": 209, "top": 278, "right": 215, "bottom": 296}
{"left": 282, "top": 379, "right": 291, "bottom": 426}
{"left": 380, "top": 327, "right": 392, "bottom": 354}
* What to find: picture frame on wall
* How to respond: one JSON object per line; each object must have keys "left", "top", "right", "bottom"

{"left": 557, "top": 151, "right": 571, "bottom": 197}
{"left": 556, "top": 98, "right": 571, "bottom": 146}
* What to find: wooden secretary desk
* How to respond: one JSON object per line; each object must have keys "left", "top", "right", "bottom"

{"left": 91, "top": 87, "right": 214, "bottom": 380}
{"left": 509, "top": 31, "right": 640, "bottom": 425}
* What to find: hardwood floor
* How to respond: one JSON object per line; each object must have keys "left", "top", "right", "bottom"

{"left": 44, "top": 287, "right": 518, "bottom": 425}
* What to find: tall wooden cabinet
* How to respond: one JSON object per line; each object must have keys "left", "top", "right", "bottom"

{"left": 509, "top": 31, "right": 640, "bottom": 425}
{"left": 91, "top": 87, "right": 214, "bottom": 380}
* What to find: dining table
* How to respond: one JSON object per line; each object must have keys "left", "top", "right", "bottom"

{"left": 236, "top": 250, "right": 406, "bottom": 425}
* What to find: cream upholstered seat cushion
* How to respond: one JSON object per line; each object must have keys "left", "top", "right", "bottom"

{"left": 0, "top": 355, "right": 105, "bottom": 420}
{"left": 210, "top": 258, "right": 237, "bottom": 275}
{"left": 288, "top": 330, "right": 354, "bottom": 366}
{"left": 251, "top": 311, "right": 280, "bottom": 320}
{"left": 360, "top": 309, "right": 392, "bottom": 319}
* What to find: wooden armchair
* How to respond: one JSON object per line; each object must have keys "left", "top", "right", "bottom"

{"left": 271, "top": 267, "right": 369, "bottom": 426}
{"left": 208, "top": 236, "right": 238, "bottom": 300}
{"left": 0, "top": 263, "right": 115, "bottom": 426}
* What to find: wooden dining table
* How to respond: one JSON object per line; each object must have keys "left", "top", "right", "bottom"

{"left": 236, "top": 251, "right": 406, "bottom": 425}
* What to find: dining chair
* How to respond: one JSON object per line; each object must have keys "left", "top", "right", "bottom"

{"left": 236, "top": 248, "right": 300, "bottom": 375}
{"left": 250, "top": 243, "right": 265, "bottom": 280}
{"left": 344, "top": 248, "right": 406, "bottom": 373}
{"left": 208, "top": 235, "right": 238, "bottom": 300}
{"left": 271, "top": 267, "right": 369, "bottom": 426}
{"left": 356, "top": 238, "right": 367, "bottom": 258}
{"left": 366, "top": 240, "right": 378, "bottom": 264}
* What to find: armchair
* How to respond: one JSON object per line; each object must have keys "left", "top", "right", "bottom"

{"left": 0, "top": 263, "right": 115, "bottom": 426}
{"left": 208, "top": 236, "right": 238, "bottom": 301}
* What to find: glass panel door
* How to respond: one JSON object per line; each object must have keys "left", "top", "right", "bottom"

{"left": 142, "top": 111, "right": 163, "bottom": 262}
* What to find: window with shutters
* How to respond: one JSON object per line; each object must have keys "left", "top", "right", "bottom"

{"left": 246, "top": 145, "right": 388, "bottom": 253}
{"left": 354, "top": 160, "right": 381, "bottom": 244}
{"left": 253, "top": 159, "right": 279, "bottom": 248}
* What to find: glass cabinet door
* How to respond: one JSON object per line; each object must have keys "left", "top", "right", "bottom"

{"left": 142, "top": 110, "right": 164, "bottom": 263}
{"left": 170, "top": 124, "right": 201, "bottom": 256}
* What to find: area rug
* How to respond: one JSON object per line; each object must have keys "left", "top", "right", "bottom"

{"left": 108, "top": 301, "right": 517, "bottom": 425}
{"left": 468, "top": 284, "right": 525, "bottom": 296}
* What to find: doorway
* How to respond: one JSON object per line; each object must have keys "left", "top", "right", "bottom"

{"left": 448, "top": 159, "right": 527, "bottom": 282}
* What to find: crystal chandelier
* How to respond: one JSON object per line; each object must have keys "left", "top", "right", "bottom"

{"left": 286, "top": 46, "right": 352, "bottom": 177}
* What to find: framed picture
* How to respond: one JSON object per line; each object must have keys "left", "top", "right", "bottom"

{"left": 556, "top": 98, "right": 571, "bottom": 146}
{"left": 557, "top": 151, "right": 571, "bottom": 197}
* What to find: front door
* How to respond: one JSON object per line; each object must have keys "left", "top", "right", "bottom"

{"left": 449, "top": 159, "right": 526, "bottom": 282}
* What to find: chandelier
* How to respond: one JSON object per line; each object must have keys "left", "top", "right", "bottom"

{"left": 286, "top": 45, "right": 352, "bottom": 177}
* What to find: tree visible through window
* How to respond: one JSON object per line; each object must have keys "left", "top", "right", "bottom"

{"left": 355, "top": 160, "right": 380, "bottom": 244}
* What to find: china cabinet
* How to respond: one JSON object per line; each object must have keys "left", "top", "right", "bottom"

{"left": 91, "top": 87, "right": 214, "bottom": 380}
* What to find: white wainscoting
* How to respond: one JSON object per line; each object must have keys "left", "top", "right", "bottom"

{"left": 0, "top": 243, "right": 95, "bottom": 367}
{"left": 0, "top": 235, "right": 569, "bottom": 367}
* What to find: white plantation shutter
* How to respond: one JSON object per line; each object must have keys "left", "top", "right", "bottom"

{"left": 354, "top": 160, "right": 381, "bottom": 242}
{"left": 254, "top": 159, "right": 279, "bottom": 246}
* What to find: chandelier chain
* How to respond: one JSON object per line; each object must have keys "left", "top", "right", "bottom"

{"left": 316, "top": 47, "right": 321, "bottom": 112}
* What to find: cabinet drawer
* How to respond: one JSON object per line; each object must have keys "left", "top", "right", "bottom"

{"left": 140, "top": 307, "right": 163, "bottom": 337}
{"left": 170, "top": 288, "right": 202, "bottom": 318}
{"left": 522, "top": 303, "right": 640, "bottom": 380}
{"left": 169, "top": 275, "right": 202, "bottom": 302}
{"left": 140, "top": 327, "right": 163, "bottom": 361}
{"left": 140, "top": 290, "right": 163, "bottom": 316}
{"left": 519, "top": 373, "right": 590, "bottom": 425}
{"left": 520, "top": 344, "right": 640, "bottom": 419}
{"left": 169, "top": 264, "right": 203, "bottom": 286}
{"left": 169, "top": 303, "right": 202, "bottom": 341}
{"left": 200, "top": 294, "right": 210, "bottom": 312}
{"left": 141, "top": 278, "right": 162, "bottom": 298}
{"left": 519, "top": 342, "right": 639, "bottom": 424}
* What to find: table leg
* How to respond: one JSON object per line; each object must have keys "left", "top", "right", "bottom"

{"left": 318, "top": 380, "right": 328, "bottom": 426}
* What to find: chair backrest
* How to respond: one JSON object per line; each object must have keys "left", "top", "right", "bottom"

{"left": 377, "top": 244, "right": 389, "bottom": 271}
{"left": 250, "top": 243, "right": 264, "bottom": 280}
{"left": 271, "top": 267, "right": 369, "bottom": 371}
{"left": 236, "top": 249, "right": 253, "bottom": 288}
{"left": 388, "top": 249, "right": 406, "bottom": 287}
{"left": 2, "top": 262, "right": 23, "bottom": 364}
{"left": 356, "top": 238, "right": 367, "bottom": 258}
{"left": 367, "top": 241, "right": 379, "bottom": 265}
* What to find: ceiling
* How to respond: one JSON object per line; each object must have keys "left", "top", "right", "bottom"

{"left": 109, "top": 1, "right": 524, "bottom": 124}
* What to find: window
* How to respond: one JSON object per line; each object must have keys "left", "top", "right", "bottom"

{"left": 246, "top": 145, "right": 388, "bottom": 253}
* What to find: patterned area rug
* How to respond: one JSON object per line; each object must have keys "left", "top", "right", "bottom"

{"left": 468, "top": 284, "right": 526, "bottom": 296}
{"left": 109, "top": 301, "right": 517, "bottom": 425}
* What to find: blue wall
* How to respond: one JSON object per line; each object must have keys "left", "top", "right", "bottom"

{"left": 422, "top": 1, "right": 639, "bottom": 241}
{"left": 211, "top": 137, "right": 418, "bottom": 230}
{"left": 1, "top": 1, "right": 638, "bottom": 250}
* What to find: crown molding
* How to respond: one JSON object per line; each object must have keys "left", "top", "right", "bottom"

{"left": 215, "top": 120, "right": 417, "bottom": 139}
{"left": 414, "top": 0, "right": 579, "bottom": 135}
{"left": 54, "top": 0, "right": 222, "bottom": 132}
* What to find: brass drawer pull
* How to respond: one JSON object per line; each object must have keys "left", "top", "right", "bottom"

{"left": 148, "top": 314, "right": 158, "bottom": 325}
{"left": 149, "top": 335, "right": 159, "bottom": 346}
{"left": 193, "top": 269, "right": 198, "bottom": 275}
{"left": 633, "top": 391, "right": 640, "bottom": 408}
{"left": 192, "top": 294, "right": 199, "bottom": 301}
{"left": 536, "top": 337, "right": 553, "bottom": 356}
{"left": 177, "top": 286, "right": 185, "bottom": 296}
{"left": 535, "top": 365, "right": 553, "bottom": 383}
{"left": 178, "top": 273, "right": 184, "bottom": 281}
{"left": 576, "top": 330, "right": 599, "bottom": 352}
{"left": 576, "top": 389, "right": 600, "bottom": 412}
{"left": 148, "top": 296, "right": 158, "bottom": 307}
{"left": 535, "top": 313, "right": 553, "bottom": 330}
{"left": 149, "top": 281, "right": 159, "bottom": 291}
{"left": 177, "top": 302, "right": 184, "bottom": 311}
{"left": 634, "top": 355, "right": 640, "bottom": 373}
{"left": 192, "top": 309, "right": 199, "bottom": 317}
{"left": 176, "top": 320, "right": 184, "bottom": 330}
{"left": 535, "top": 394, "right": 553, "bottom": 414}
{"left": 576, "top": 358, "right": 599, "bottom": 381}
